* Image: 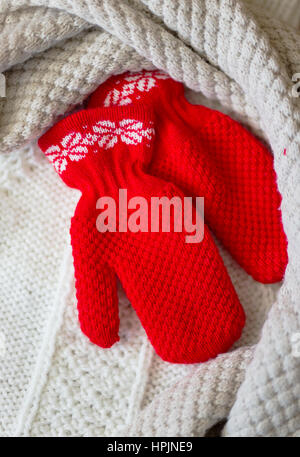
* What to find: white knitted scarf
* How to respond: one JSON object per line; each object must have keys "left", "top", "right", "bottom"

{"left": 0, "top": 0, "right": 299, "bottom": 437}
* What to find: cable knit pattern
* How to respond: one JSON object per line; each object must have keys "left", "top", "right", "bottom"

{"left": 0, "top": 27, "right": 154, "bottom": 151}
{"left": 0, "top": 0, "right": 299, "bottom": 437}
{"left": 0, "top": 0, "right": 289, "bottom": 151}
{"left": 123, "top": 347, "right": 254, "bottom": 437}
{"left": 0, "top": 7, "right": 91, "bottom": 73}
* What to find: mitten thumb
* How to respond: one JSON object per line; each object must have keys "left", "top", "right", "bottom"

{"left": 71, "top": 207, "right": 119, "bottom": 348}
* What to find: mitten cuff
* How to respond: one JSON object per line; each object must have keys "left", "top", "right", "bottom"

{"left": 38, "top": 105, "right": 153, "bottom": 154}
{"left": 88, "top": 70, "right": 184, "bottom": 109}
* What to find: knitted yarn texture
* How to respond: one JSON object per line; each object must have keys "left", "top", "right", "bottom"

{"left": 0, "top": 0, "right": 299, "bottom": 437}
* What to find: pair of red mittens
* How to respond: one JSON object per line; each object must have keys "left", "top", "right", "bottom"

{"left": 39, "top": 106, "right": 245, "bottom": 363}
{"left": 38, "top": 70, "right": 287, "bottom": 364}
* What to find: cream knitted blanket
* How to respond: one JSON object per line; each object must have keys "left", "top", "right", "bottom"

{"left": 0, "top": 0, "right": 299, "bottom": 437}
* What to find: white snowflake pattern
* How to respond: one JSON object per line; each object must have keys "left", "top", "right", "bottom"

{"left": 44, "top": 119, "right": 154, "bottom": 175}
{"left": 45, "top": 131, "right": 92, "bottom": 174}
{"left": 93, "top": 119, "right": 154, "bottom": 148}
{"left": 103, "top": 71, "right": 170, "bottom": 107}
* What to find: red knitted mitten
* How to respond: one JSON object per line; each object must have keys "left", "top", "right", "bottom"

{"left": 88, "top": 70, "right": 288, "bottom": 283}
{"left": 38, "top": 106, "right": 245, "bottom": 363}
